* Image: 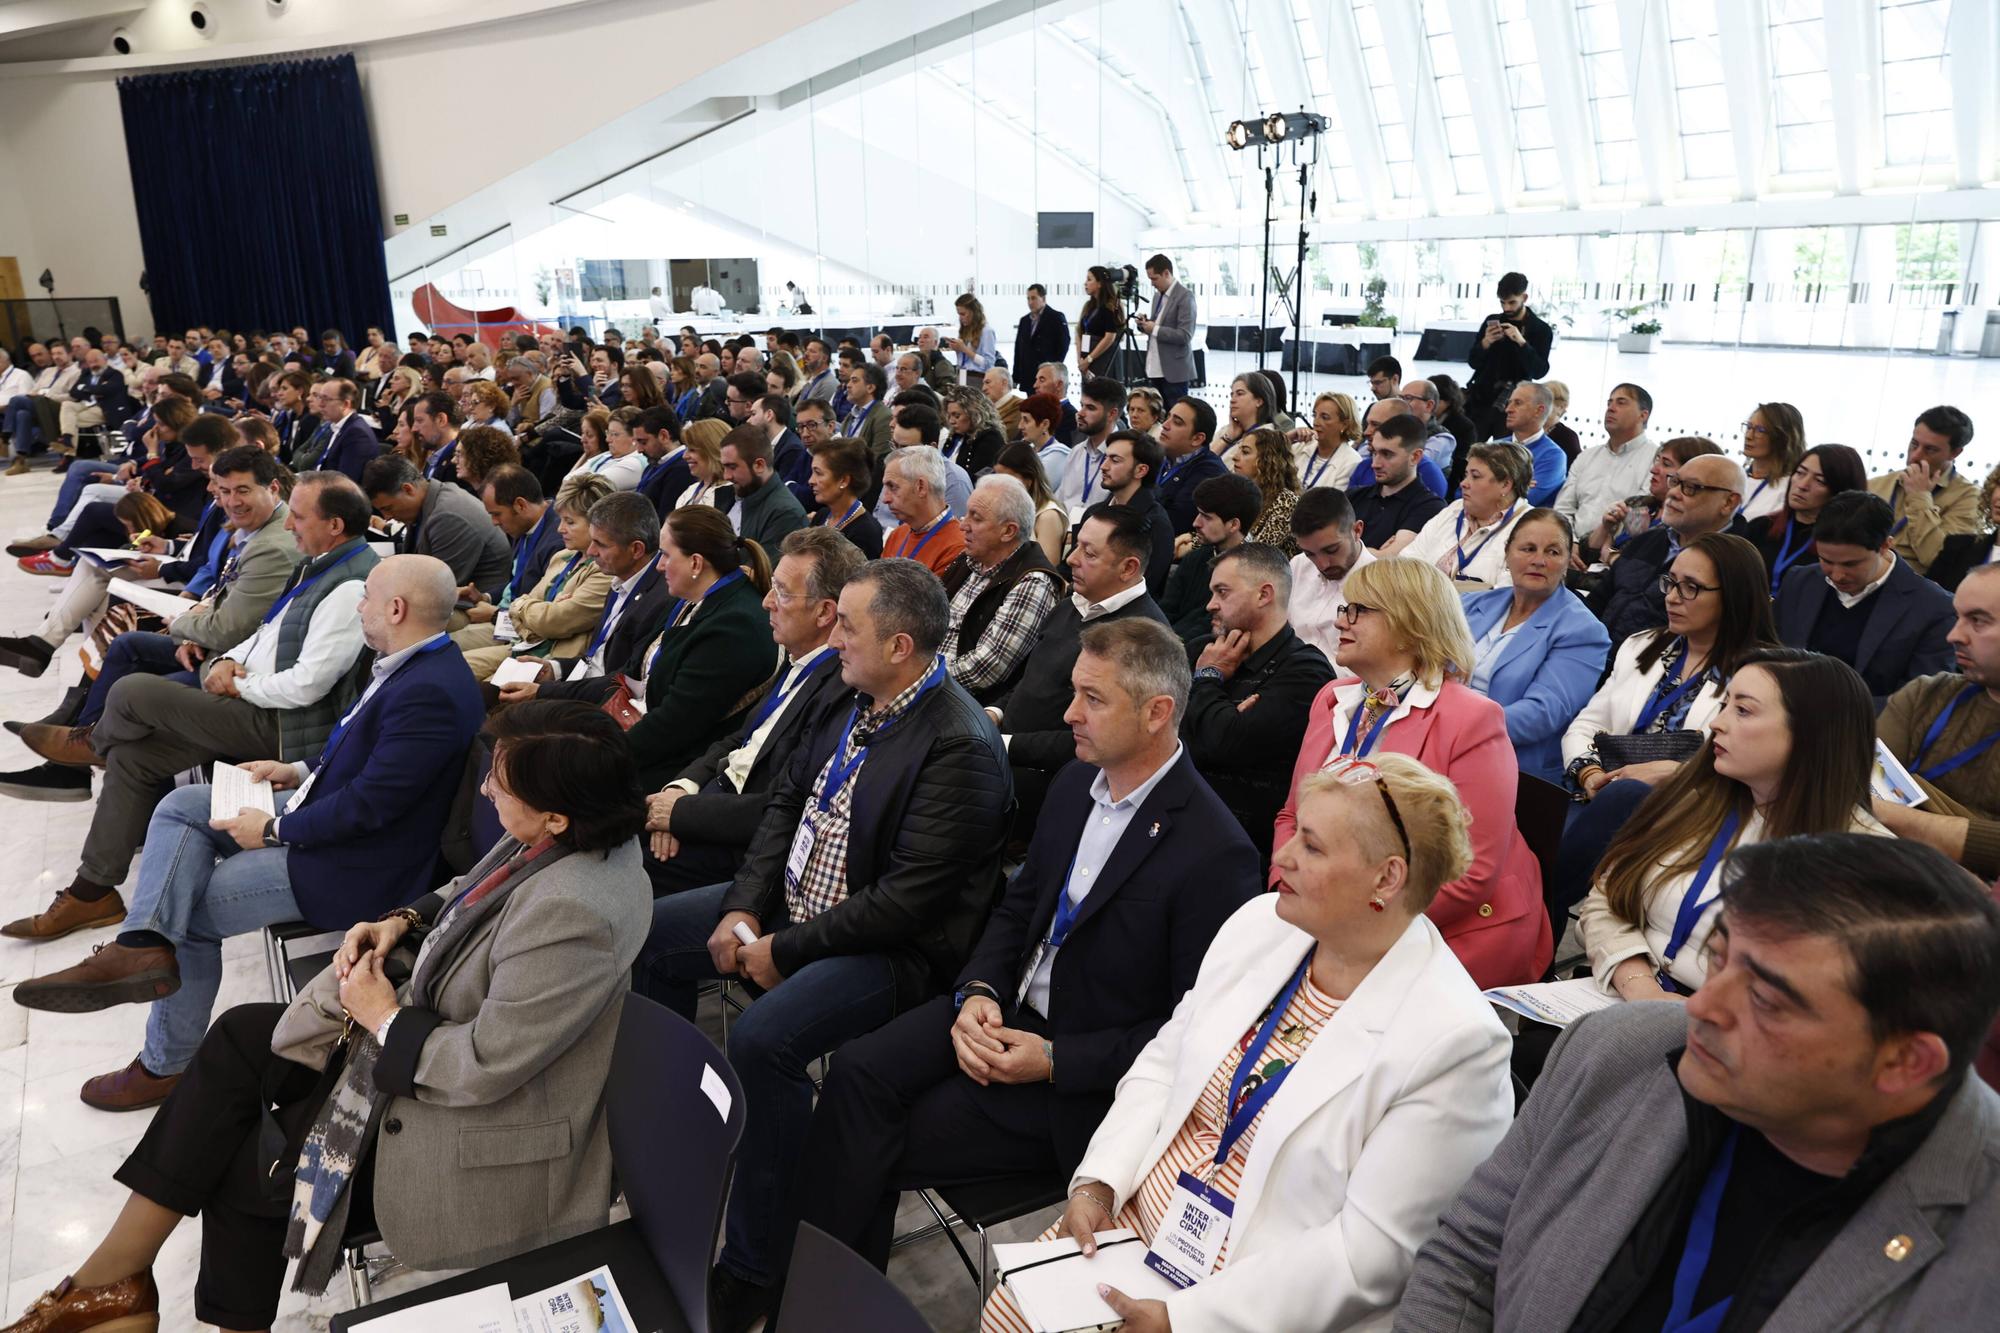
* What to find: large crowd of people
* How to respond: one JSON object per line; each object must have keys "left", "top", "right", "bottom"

{"left": 1, "top": 263, "right": 1998, "bottom": 1332}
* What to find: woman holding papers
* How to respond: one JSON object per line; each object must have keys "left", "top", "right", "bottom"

{"left": 0, "top": 701, "right": 650, "bottom": 1333}
{"left": 455, "top": 473, "right": 616, "bottom": 682}
{"left": 1578, "top": 649, "right": 1887, "bottom": 1002}
{"left": 983, "top": 756, "right": 1512, "bottom": 1333}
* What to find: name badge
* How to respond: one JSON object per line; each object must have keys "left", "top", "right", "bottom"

{"left": 567, "top": 658, "right": 593, "bottom": 682}
{"left": 784, "top": 817, "right": 817, "bottom": 890}
{"left": 493, "top": 610, "right": 518, "bottom": 643}
{"left": 291, "top": 767, "right": 318, "bottom": 806}
{"left": 1143, "top": 1171, "right": 1232, "bottom": 1289}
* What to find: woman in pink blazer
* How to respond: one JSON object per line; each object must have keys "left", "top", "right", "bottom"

{"left": 1273, "top": 557, "right": 1552, "bottom": 988}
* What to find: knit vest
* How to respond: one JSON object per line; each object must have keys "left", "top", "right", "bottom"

{"left": 274, "top": 537, "right": 380, "bottom": 760}
{"left": 946, "top": 541, "right": 1063, "bottom": 705}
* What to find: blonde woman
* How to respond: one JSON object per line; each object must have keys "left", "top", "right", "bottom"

{"left": 675, "top": 417, "right": 730, "bottom": 510}
{"left": 454, "top": 473, "right": 618, "bottom": 680}
{"left": 1292, "top": 391, "right": 1362, "bottom": 491}
{"left": 1274, "top": 557, "right": 1551, "bottom": 988}
{"left": 946, "top": 292, "right": 998, "bottom": 374}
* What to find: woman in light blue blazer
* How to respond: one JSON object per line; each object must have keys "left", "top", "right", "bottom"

{"left": 1461, "top": 508, "right": 1612, "bottom": 784}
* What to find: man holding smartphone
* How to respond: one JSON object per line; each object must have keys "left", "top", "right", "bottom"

{"left": 1464, "top": 271, "right": 1553, "bottom": 443}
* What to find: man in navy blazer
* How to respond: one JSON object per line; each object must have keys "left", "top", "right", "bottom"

{"left": 633, "top": 405, "right": 694, "bottom": 516}
{"left": 786, "top": 616, "right": 1260, "bottom": 1277}
{"left": 301, "top": 377, "right": 381, "bottom": 484}
{"left": 1013, "top": 285, "right": 1072, "bottom": 392}
{"left": 1773, "top": 491, "right": 1955, "bottom": 706}
{"left": 12, "top": 555, "right": 484, "bottom": 1111}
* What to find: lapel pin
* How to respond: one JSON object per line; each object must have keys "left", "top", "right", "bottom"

{"left": 1884, "top": 1234, "right": 1913, "bottom": 1262}
{"left": 1149, "top": 822, "right": 1161, "bottom": 838}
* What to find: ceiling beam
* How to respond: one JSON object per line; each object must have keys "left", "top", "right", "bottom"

{"left": 1517, "top": 0, "right": 1584, "bottom": 209}
{"left": 1317, "top": 0, "right": 1395, "bottom": 218}
{"left": 1615, "top": 0, "right": 1675, "bottom": 205}
{"left": 1947, "top": 0, "right": 1996, "bottom": 190}
{"left": 1715, "top": 0, "right": 1770, "bottom": 200}
{"left": 1372, "top": 0, "right": 1445, "bottom": 217}
{"left": 1821, "top": 0, "right": 1880, "bottom": 194}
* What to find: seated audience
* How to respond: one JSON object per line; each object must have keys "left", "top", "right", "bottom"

{"left": 296, "top": 379, "right": 380, "bottom": 483}
{"left": 837, "top": 361, "right": 893, "bottom": 460}
{"left": 880, "top": 444, "right": 966, "bottom": 575}
{"left": 790, "top": 618, "right": 1259, "bottom": 1280}
{"left": 636, "top": 559, "right": 1011, "bottom": 1328}
{"left": 589, "top": 407, "right": 651, "bottom": 490}
{"left": 674, "top": 417, "right": 729, "bottom": 510}
{"left": 940, "top": 383, "right": 1006, "bottom": 476}
{"left": 1865, "top": 404, "right": 1978, "bottom": 575}
{"left": 492, "top": 490, "right": 672, "bottom": 691}
{"left": 1292, "top": 390, "right": 1364, "bottom": 492}
{"left": 643, "top": 528, "right": 864, "bottom": 896}
{"left": 940, "top": 475, "right": 1063, "bottom": 703}
{"left": 631, "top": 403, "right": 693, "bottom": 514}
{"left": 1738, "top": 400, "right": 1807, "bottom": 523}
{"left": 1275, "top": 558, "right": 1551, "bottom": 988}
{"left": 1213, "top": 370, "right": 1279, "bottom": 453}
{"left": 720, "top": 423, "right": 809, "bottom": 550}
{"left": 748, "top": 392, "right": 811, "bottom": 502}
{"left": 14, "top": 555, "right": 484, "bottom": 1110}
{"left": 1349, "top": 412, "right": 1445, "bottom": 552}
{"left": 1099, "top": 429, "right": 1176, "bottom": 592}
{"left": 1401, "top": 442, "right": 1533, "bottom": 589}
{"left": 1154, "top": 395, "right": 1225, "bottom": 535}
{"left": 1017, "top": 384, "right": 1074, "bottom": 489}
{"left": 1580, "top": 649, "right": 1885, "bottom": 1004}
{"left": 1124, "top": 384, "right": 1163, "bottom": 437}
{"left": 1286, "top": 485, "right": 1374, "bottom": 664}
{"left": 446, "top": 422, "right": 518, "bottom": 493}
{"left": 1587, "top": 449, "right": 1745, "bottom": 643}
{"left": 1926, "top": 461, "right": 2000, "bottom": 592}
{"left": 362, "top": 454, "right": 513, "bottom": 602}
{"left": 1875, "top": 563, "right": 2000, "bottom": 878}
{"left": 1774, "top": 491, "right": 1953, "bottom": 704}
{"left": 1750, "top": 442, "right": 1867, "bottom": 595}
{"left": 1493, "top": 381, "right": 1567, "bottom": 506}
{"left": 1227, "top": 426, "right": 1302, "bottom": 557}
{"left": 0, "top": 475, "right": 379, "bottom": 929}
{"left": 1541, "top": 379, "right": 1580, "bottom": 464}
{"left": 1162, "top": 473, "right": 1261, "bottom": 642}
{"left": 1054, "top": 376, "right": 1127, "bottom": 512}
{"left": 0, "top": 701, "right": 650, "bottom": 1333}
{"left": 454, "top": 474, "right": 616, "bottom": 682}
{"left": 1552, "top": 382, "right": 1656, "bottom": 532}
{"left": 1579, "top": 434, "right": 1722, "bottom": 565}
{"left": 1346, "top": 396, "right": 1455, "bottom": 500}
{"left": 1461, "top": 510, "right": 1613, "bottom": 784}
{"left": 1182, "top": 543, "right": 1335, "bottom": 863}
{"left": 992, "top": 755, "right": 1513, "bottom": 1333}
{"left": 992, "top": 440, "right": 1068, "bottom": 566}
{"left": 1397, "top": 835, "right": 2000, "bottom": 1332}
{"left": 805, "top": 434, "right": 883, "bottom": 558}
{"left": 986, "top": 505, "right": 1169, "bottom": 828}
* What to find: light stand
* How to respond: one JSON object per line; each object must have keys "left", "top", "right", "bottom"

{"left": 1226, "top": 111, "right": 1325, "bottom": 415}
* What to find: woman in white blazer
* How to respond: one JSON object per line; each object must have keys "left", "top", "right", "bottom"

{"left": 981, "top": 755, "right": 1513, "bottom": 1333}
{"left": 1399, "top": 442, "right": 1533, "bottom": 590}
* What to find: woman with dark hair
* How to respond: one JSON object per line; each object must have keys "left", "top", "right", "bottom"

{"left": 1752, "top": 442, "right": 1867, "bottom": 595}
{"left": 0, "top": 701, "right": 650, "bottom": 1333}
{"left": 1580, "top": 648, "right": 1887, "bottom": 1001}
{"left": 668, "top": 355, "right": 702, "bottom": 420}
{"left": 451, "top": 424, "right": 521, "bottom": 492}
{"left": 807, "top": 436, "right": 883, "bottom": 558}
{"left": 1076, "top": 266, "right": 1127, "bottom": 378}
{"left": 1430, "top": 372, "right": 1478, "bottom": 457}
{"left": 618, "top": 363, "right": 667, "bottom": 413}
{"left": 1228, "top": 426, "right": 1303, "bottom": 556}
{"left": 992, "top": 439, "right": 1067, "bottom": 566}
{"left": 1739, "top": 400, "right": 1807, "bottom": 523}
{"left": 1216, "top": 371, "right": 1282, "bottom": 453}
{"left": 1014, "top": 392, "right": 1072, "bottom": 492}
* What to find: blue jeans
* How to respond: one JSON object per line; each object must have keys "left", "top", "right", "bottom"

{"left": 47, "top": 459, "right": 118, "bottom": 530}
{"left": 81, "top": 631, "right": 191, "bottom": 726}
{"left": 635, "top": 882, "right": 899, "bottom": 1285}
{"left": 1551, "top": 779, "right": 1654, "bottom": 943}
{"left": 4, "top": 394, "right": 36, "bottom": 453}
{"left": 128, "top": 784, "right": 303, "bottom": 1075}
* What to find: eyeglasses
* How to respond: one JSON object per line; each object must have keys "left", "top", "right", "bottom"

{"left": 1659, "top": 573, "right": 1721, "bottom": 601}
{"left": 1334, "top": 600, "right": 1381, "bottom": 628}
{"left": 1664, "top": 473, "right": 1733, "bottom": 498}
{"left": 1741, "top": 421, "right": 1771, "bottom": 437}
{"left": 1326, "top": 757, "right": 1412, "bottom": 863}
{"left": 1397, "top": 392, "right": 1435, "bottom": 406}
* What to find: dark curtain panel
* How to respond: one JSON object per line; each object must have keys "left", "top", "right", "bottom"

{"left": 118, "top": 54, "right": 393, "bottom": 343}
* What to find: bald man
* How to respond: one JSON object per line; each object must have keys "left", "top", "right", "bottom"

{"left": 1588, "top": 451, "right": 1747, "bottom": 644}
{"left": 12, "top": 553, "right": 486, "bottom": 1112}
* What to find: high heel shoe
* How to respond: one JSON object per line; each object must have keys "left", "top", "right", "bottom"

{"left": 0, "top": 1268, "right": 158, "bottom": 1331}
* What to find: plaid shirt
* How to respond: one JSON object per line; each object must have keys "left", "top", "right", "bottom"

{"left": 941, "top": 553, "right": 1061, "bottom": 692}
{"left": 785, "top": 661, "right": 940, "bottom": 924}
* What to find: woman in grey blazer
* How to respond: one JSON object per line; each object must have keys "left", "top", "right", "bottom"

{"left": 4, "top": 701, "right": 651, "bottom": 1333}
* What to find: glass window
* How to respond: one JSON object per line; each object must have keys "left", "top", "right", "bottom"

{"left": 1422, "top": 0, "right": 1483, "bottom": 200}
{"left": 1351, "top": 0, "right": 1412, "bottom": 197}
{"left": 1498, "top": 0, "right": 1557, "bottom": 192}
{"left": 1575, "top": 1, "right": 1635, "bottom": 189}
{"left": 1880, "top": 0, "right": 1953, "bottom": 169}
{"left": 1768, "top": 0, "right": 1833, "bottom": 175}
{"left": 1668, "top": 0, "right": 1734, "bottom": 182}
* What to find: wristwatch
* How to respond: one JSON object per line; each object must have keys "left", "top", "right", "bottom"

{"left": 260, "top": 818, "right": 283, "bottom": 848}
{"left": 1192, "top": 665, "right": 1225, "bottom": 686}
{"left": 953, "top": 980, "right": 1001, "bottom": 1011}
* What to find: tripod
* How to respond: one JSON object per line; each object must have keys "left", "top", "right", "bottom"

{"left": 1255, "top": 138, "right": 1320, "bottom": 417}
{"left": 1113, "top": 278, "right": 1147, "bottom": 387}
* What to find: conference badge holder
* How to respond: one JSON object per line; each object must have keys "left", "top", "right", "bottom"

{"left": 1142, "top": 1172, "right": 1232, "bottom": 1289}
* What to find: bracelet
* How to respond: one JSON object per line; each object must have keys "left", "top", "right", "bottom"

{"left": 378, "top": 907, "right": 424, "bottom": 931}
{"left": 1070, "top": 1185, "right": 1113, "bottom": 1213}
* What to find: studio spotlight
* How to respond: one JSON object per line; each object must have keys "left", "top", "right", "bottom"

{"left": 1262, "top": 110, "right": 1328, "bottom": 145}
{"left": 1224, "top": 120, "right": 1252, "bottom": 151}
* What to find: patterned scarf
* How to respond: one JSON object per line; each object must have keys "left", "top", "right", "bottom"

{"left": 1358, "top": 672, "right": 1415, "bottom": 733}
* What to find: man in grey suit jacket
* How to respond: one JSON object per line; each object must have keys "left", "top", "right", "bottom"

{"left": 1136, "top": 253, "right": 1196, "bottom": 407}
{"left": 1397, "top": 834, "right": 2000, "bottom": 1333}
{"left": 362, "top": 454, "right": 514, "bottom": 602}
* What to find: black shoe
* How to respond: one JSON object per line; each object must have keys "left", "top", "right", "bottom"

{"left": 0, "top": 635, "right": 54, "bottom": 678}
{"left": 24, "top": 681, "right": 91, "bottom": 731}
{"left": 709, "top": 1265, "right": 775, "bottom": 1333}
{"left": 0, "top": 763, "right": 93, "bottom": 802}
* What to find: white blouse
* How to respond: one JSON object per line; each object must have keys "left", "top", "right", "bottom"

{"left": 577, "top": 451, "right": 647, "bottom": 492}
{"left": 1293, "top": 440, "right": 1360, "bottom": 491}
{"left": 1739, "top": 472, "right": 1787, "bottom": 522}
{"left": 1560, "top": 632, "right": 1730, "bottom": 771}
{"left": 1400, "top": 500, "right": 1526, "bottom": 589}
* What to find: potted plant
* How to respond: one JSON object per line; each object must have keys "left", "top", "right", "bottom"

{"left": 1611, "top": 302, "right": 1662, "bottom": 353}
{"left": 1357, "top": 276, "right": 1399, "bottom": 332}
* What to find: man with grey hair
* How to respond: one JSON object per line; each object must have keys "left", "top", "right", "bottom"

{"left": 11, "top": 553, "right": 486, "bottom": 1111}
{"left": 1398, "top": 377, "right": 1459, "bottom": 479}
{"left": 1501, "top": 379, "right": 1567, "bottom": 506}
{"left": 1184, "top": 542, "right": 1334, "bottom": 864}
{"left": 1589, "top": 451, "right": 1749, "bottom": 643}
{"left": 636, "top": 556, "right": 1011, "bottom": 1329}
{"left": 787, "top": 611, "right": 1259, "bottom": 1281}
{"left": 879, "top": 442, "right": 964, "bottom": 576}
{"left": 916, "top": 326, "right": 958, "bottom": 393}
{"left": 1033, "top": 360, "right": 1079, "bottom": 448}
{"left": 940, "top": 474, "right": 1063, "bottom": 702}
{"left": 887, "top": 351, "right": 923, "bottom": 409}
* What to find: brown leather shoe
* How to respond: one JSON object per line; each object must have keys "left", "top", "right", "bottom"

{"left": 80, "top": 1060, "right": 179, "bottom": 1114}
{"left": 1, "top": 1268, "right": 158, "bottom": 1331}
{"left": 0, "top": 888, "right": 126, "bottom": 941}
{"left": 3, "top": 458, "right": 27, "bottom": 478}
{"left": 3, "top": 534, "right": 58, "bottom": 557}
{"left": 13, "top": 943, "right": 179, "bottom": 1014}
{"left": 19, "top": 723, "right": 99, "bottom": 769}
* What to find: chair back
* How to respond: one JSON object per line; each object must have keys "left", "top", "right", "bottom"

{"left": 1515, "top": 771, "right": 1569, "bottom": 905}
{"left": 610, "top": 994, "right": 746, "bottom": 1333}
{"left": 777, "top": 1224, "right": 933, "bottom": 1333}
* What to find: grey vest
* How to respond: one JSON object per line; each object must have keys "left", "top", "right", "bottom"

{"left": 273, "top": 537, "right": 379, "bottom": 759}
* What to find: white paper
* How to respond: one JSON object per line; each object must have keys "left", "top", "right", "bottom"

{"left": 493, "top": 610, "right": 519, "bottom": 643}
{"left": 490, "top": 657, "right": 545, "bottom": 688}
{"left": 352, "top": 1282, "right": 512, "bottom": 1333}
{"left": 1872, "top": 739, "right": 1929, "bottom": 808}
{"left": 513, "top": 1264, "right": 637, "bottom": 1333}
{"left": 210, "top": 764, "right": 277, "bottom": 820}
{"left": 1482, "top": 977, "right": 1620, "bottom": 1028}
{"left": 700, "top": 1063, "right": 733, "bottom": 1121}
{"left": 107, "top": 580, "right": 193, "bottom": 625}
{"left": 994, "top": 1231, "right": 1177, "bottom": 1332}
{"left": 74, "top": 547, "right": 149, "bottom": 566}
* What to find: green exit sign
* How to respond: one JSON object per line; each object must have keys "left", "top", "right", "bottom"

{"left": 393, "top": 212, "right": 409, "bottom": 226}
{"left": 430, "top": 224, "right": 448, "bottom": 237}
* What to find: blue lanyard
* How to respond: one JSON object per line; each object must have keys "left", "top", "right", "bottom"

{"left": 1453, "top": 502, "right": 1516, "bottom": 575}
{"left": 1079, "top": 447, "right": 1105, "bottom": 505}
{"left": 748, "top": 646, "right": 836, "bottom": 731}
{"left": 1768, "top": 517, "right": 1815, "bottom": 597}
{"left": 1302, "top": 448, "right": 1340, "bottom": 489}
{"left": 1663, "top": 1125, "right": 1741, "bottom": 1333}
{"left": 1340, "top": 691, "right": 1397, "bottom": 758}
{"left": 261, "top": 543, "right": 365, "bottom": 625}
{"left": 426, "top": 442, "right": 455, "bottom": 478}
{"left": 313, "top": 421, "right": 341, "bottom": 468}
{"left": 1915, "top": 684, "right": 2000, "bottom": 779}
{"left": 1217, "top": 952, "right": 1314, "bottom": 1168}
{"left": 507, "top": 506, "right": 554, "bottom": 600}
{"left": 1158, "top": 450, "right": 1200, "bottom": 488}
{"left": 649, "top": 570, "right": 747, "bottom": 675}
{"left": 1744, "top": 477, "right": 1770, "bottom": 509}
{"left": 641, "top": 447, "right": 686, "bottom": 490}
{"left": 844, "top": 400, "right": 875, "bottom": 435}
{"left": 899, "top": 510, "right": 953, "bottom": 562}
{"left": 314, "top": 636, "right": 454, "bottom": 771}
{"left": 817, "top": 657, "right": 947, "bottom": 813}
{"left": 542, "top": 551, "right": 582, "bottom": 601}
{"left": 821, "top": 500, "right": 863, "bottom": 532}
{"left": 585, "top": 577, "right": 639, "bottom": 658}
{"left": 1635, "top": 644, "right": 1706, "bottom": 733}
{"left": 1658, "top": 809, "right": 1741, "bottom": 992}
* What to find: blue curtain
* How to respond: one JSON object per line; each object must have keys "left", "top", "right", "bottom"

{"left": 117, "top": 54, "right": 393, "bottom": 343}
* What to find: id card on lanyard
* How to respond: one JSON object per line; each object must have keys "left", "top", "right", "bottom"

{"left": 1657, "top": 810, "right": 1741, "bottom": 993}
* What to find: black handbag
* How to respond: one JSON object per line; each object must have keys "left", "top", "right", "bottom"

{"left": 1593, "top": 728, "right": 1702, "bottom": 769}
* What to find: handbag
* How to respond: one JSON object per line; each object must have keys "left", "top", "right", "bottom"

{"left": 1593, "top": 728, "right": 1701, "bottom": 769}
{"left": 601, "top": 678, "right": 643, "bottom": 731}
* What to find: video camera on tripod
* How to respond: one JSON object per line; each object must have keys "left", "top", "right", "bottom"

{"left": 1107, "top": 263, "right": 1142, "bottom": 307}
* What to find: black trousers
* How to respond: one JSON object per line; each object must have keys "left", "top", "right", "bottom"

{"left": 642, "top": 835, "right": 742, "bottom": 898}
{"left": 788, "top": 995, "right": 1066, "bottom": 1275}
{"left": 114, "top": 1002, "right": 376, "bottom": 1332}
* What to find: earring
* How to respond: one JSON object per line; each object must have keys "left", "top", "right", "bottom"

{"left": 1368, "top": 897, "right": 1385, "bottom": 913}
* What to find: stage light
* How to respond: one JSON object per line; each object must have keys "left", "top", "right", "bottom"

{"left": 1225, "top": 120, "right": 1253, "bottom": 151}
{"left": 1262, "top": 110, "right": 1328, "bottom": 145}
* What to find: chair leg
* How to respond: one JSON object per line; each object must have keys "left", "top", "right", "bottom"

{"left": 920, "top": 1190, "right": 981, "bottom": 1287}
{"left": 976, "top": 1221, "right": 993, "bottom": 1303}
{"left": 346, "top": 1244, "right": 373, "bottom": 1306}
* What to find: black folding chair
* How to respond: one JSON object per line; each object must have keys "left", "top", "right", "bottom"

{"left": 778, "top": 1223, "right": 932, "bottom": 1333}
{"left": 1515, "top": 771, "right": 1579, "bottom": 971}
{"left": 899, "top": 1173, "right": 1068, "bottom": 1299}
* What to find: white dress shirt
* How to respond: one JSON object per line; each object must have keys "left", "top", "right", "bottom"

{"left": 1553, "top": 430, "right": 1656, "bottom": 528}
{"left": 583, "top": 451, "right": 647, "bottom": 491}
{"left": 1833, "top": 551, "right": 1898, "bottom": 608}
{"left": 667, "top": 645, "right": 834, "bottom": 796}
{"left": 225, "top": 579, "right": 367, "bottom": 711}
{"left": 1739, "top": 469, "right": 1789, "bottom": 522}
{"left": 1073, "top": 578, "right": 1151, "bottom": 622}
{"left": 1285, "top": 544, "right": 1375, "bottom": 663}
{"left": 0, "top": 365, "right": 33, "bottom": 401}
{"left": 1056, "top": 436, "right": 1110, "bottom": 512}
{"left": 578, "top": 567, "right": 648, "bottom": 677}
